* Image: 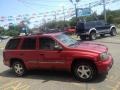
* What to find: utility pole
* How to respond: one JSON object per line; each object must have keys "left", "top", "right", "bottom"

{"left": 54, "top": 11, "right": 57, "bottom": 22}
{"left": 103, "top": 0, "right": 107, "bottom": 22}
{"left": 53, "top": 11, "right": 57, "bottom": 28}
{"left": 74, "top": 3, "right": 77, "bottom": 22}
{"left": 69, "top": 0, "right": 80, "bottom": 24}
{"left": 63, "top": 6, "right": 65, "bottom": 23}
{"left": 89, "top": 3, "right": 98, "bottom": 20}
{"left": 62, "top": 6, "right": 66, "bottom": 28}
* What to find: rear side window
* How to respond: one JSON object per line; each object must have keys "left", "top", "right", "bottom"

{"left": 21, "top": 38, "right": 36, "bottom": 50}
{"left": 96, "top": 21, "right": 102, "bottom": 26}
{"left": 5, "top": 39, "right": 20, "bottom": 49}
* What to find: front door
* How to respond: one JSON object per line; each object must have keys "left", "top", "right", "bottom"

{"left": 95, "top": 21, "right": 110, "bottom": 33}
{"left": 38, "top": 37, "right": 66, "bottom": 70}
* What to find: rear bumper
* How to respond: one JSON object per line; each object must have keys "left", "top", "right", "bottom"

{"left": 77, "top": 32, "right": 89, "bottom": 36}
{"left": 96, "top": 54, "right": 113, "bottom": 74}
{"left": 3, "top": 59, "right": 10, "bottom": 67}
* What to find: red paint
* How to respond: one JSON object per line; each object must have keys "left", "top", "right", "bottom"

{"left": 3, "top": 33, "right": 113, "bottom": 74}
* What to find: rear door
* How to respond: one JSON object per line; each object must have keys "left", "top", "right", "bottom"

{"left": 4, "top": 38, "right": 21, "bottom": 66}
{"left": 19, "top": 37, "right": 39, "bottom": 69}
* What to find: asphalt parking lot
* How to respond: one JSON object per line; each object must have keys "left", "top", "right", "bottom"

{"left": 0, "top": 35, "right": 120, "bottom": 90}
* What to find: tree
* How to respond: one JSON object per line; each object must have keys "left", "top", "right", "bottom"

{"left": 99, "top": 10, "right": 120, "bottom": 24}
{"left": 0, "top": 25, "right": 21, "bottom": 36}
{"left": 69, "top": 17, "right": 77, "bottom": 26}
{"left": 0, "top": 27, "right": 4, "bottom": 34}
{"left": 41, "top": 20, "right": 69, "bottom": 29}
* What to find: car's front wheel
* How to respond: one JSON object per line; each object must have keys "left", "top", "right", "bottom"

{"left": 12, "top": 61, "right": 26, "bottom": 76}
{"left": 73, "top": 62, "right": 96, "bottom": 82}
{"left": 89, "top": 31, "right": 96, "bottom": 40}
{"left": 110, "top": 28, "right": 117, "bottom": 36}
{"left": 100, "top": 34, "right": 105, "bottom": 37}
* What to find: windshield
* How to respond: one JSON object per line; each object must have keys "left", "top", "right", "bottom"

{"left": 55, "top": 34, "right": 78, "bottom": 46}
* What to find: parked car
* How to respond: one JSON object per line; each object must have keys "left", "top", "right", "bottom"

{"left": 3, "top": 33, "right": 113, "bottom": 81}
{"left": 76, "top": 20, "right": 117, "bottom": 40}
{"left": 65, "top": 26, "right": 76, "bottom": 35}
{"left": 0, "top": 36, "right": 10, "bottom": 42}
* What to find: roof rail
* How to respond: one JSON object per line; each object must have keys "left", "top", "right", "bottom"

{"left": 31, "top": 32, "right": 43, "bottom": 35}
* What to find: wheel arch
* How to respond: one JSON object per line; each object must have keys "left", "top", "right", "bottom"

{"left": 10, "top": 58, "right": 25, "bottom": 67}
{"left": 110, "top": 26, "right": 116, "bottom": 32}
{"left": 89, "top": 28, "right": 97, "bottom": 34}
{"left": 71, "top": 58, "right": 97, "bottom": 73}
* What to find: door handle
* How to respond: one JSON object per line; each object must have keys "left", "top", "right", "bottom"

{"left": 19, "top": 53, "right": 24, "bottom": 56}
{"left": 40, "top": 54, "right": 44, "bottom": 55}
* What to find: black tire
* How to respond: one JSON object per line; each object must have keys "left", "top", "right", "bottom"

{"left": 12, "top": 61, "right": 26, "bottom": 77}
{"left": 89, "top": 31, "right": 96, "bottom": 40}
{"left": 80, "top": 35, "right": 86, "bottom": 40}
{"left": 72, "top": 62, "right": 96, "bottom": 82}
{"left": 100, "top": 34, "right": 105, "bottom": 37}
{"left": 110, "top": 28, "right": 117, "bottom": 36}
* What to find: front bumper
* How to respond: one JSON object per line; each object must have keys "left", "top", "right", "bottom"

{"left": 96, "top": 54, "right": 113, "bottom": 74}
{"left": 76, "top": 32, "right": 89, "bottom": 36}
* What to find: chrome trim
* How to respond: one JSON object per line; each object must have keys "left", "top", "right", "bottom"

{"left": 28, "top": 60, "right": 65, "bottom": 64}
{"left": 38, "top": 61, "right": 65, "bottom": 64}
{"left": 80, "top": 32, "right": 89, "bottom": 35}
{"left": 110, "top": 26, "right": 116, "bottom": 31}
{"left": 89, "top": 28, "right": 97, "bottom": 34}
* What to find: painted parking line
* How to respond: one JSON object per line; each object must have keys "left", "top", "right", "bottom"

{"left": 0, "top": 76, "right": 2, "bottom": 80}
{"left": 12, "top": 82, "right": 30, "bottom": 90}
{"left": 91, "top": 88, "right": 96, "bottom": 90}
{"left": 0, "top": 80, "right": 30, "bottom": 90}
{"left": 71, "top": 82, "right": 97, "bottom": 90}
{"left": 0, "top": 48, "right": 4, "bottom": 50}
{"left": 106, "top": 81, "right": 120, "bottom": 90}
{"left": 0, "top": 80, "right": 20, "bottom": 88}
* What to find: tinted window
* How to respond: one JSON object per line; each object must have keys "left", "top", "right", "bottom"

{"left": 85, "top": 21, "right": 95, "bottom": 28}
{"left": 39, "top": 37, "right": 55, "bottom": 50}
{"left": 5, "top": 39, "right": 20, "bottom": 49}
{"left": 21, "top": 38, "right": 36, "bottom": 49}
{"left": 96, "top": 21, "right": 102, "bottom": 26}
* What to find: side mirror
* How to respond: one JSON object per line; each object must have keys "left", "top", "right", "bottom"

{"left": 105, "top": 23, "right": 109, "bottom": 25}
{"left": 54, "top": 45, "right": 63, "bottom": 51}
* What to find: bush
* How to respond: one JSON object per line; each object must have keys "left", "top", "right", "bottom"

{"left": 0, "top": 29, "right": 20, "bottom": 36}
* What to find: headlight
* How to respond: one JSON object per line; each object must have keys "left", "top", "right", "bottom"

{"left": 100, "top": 52, "right": 109, "bottom": 60}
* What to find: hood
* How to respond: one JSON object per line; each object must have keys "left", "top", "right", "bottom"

{"left": 70, "top": 41, "right": 108, "bottom": 53}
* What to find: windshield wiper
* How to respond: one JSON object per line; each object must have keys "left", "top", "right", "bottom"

{"left": 75, "top": 41, "right": 80, "bottom": 45}
{"left": 69, "top": 41, "right": 80, "bottom": 46}
{"left": 69, "top": 43, "right": 75, "bottom": 46}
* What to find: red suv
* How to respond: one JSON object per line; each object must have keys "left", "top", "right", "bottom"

{"left": 3, "top": 33, "right": 113, "bottom": 81}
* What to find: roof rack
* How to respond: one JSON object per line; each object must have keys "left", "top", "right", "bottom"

{"left": 18, "top": 28, "right": 65, "bottom": 37}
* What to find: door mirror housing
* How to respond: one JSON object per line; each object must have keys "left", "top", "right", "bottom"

{"left": 105, "top": 23, "right": 110, "bottom": 25}
{"left": 54, "top": 45, "right": 63, "bottom": 51}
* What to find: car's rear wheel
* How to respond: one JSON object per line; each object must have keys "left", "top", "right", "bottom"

{"left": 73, "top": 62, "right": 96, "bottom": 82}
{"left": 12, "top": 61, "right": 26, "bottom": 76}
{"left": 89, "top": 31, "right": 96, "bottom": 40}
{"left": 100, "top": 34, "right": 105, "bottom": 37}
{"left": 110, "top": 28, "right": 117, "bottom": 36}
